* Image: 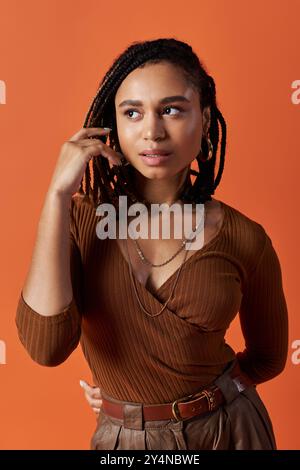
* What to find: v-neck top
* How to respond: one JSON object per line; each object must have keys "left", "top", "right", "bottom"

{"left": 15, "top": 194, "right": 289, "bottom": 403}
{"left": 120, "top": 200, "right": 230, "bottom": 297}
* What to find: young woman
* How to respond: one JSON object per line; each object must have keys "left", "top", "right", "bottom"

{"left": 15, "top": 38, "right": 288, "bottom": 450}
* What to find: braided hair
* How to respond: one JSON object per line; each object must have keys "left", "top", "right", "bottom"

{"left": 78, "top": 38, "right": 227, "bottom": 214}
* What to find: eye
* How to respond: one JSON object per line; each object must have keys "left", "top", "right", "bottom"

{"left": 124, "top": 109, "right": 140, "bottom": 119}
{"left": 123, "top": 106, "right": 183, "bottom": 119}
{"left": 163, "top": 106, "right": 182, "bottom": 115}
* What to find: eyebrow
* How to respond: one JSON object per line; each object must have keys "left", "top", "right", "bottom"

{"left": 118, "top": 95, "right": 191, "bottom": 108}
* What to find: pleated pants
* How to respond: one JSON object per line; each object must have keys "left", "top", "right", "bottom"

{"left": 90, "top": 359, "right": 276, "bottom": 450}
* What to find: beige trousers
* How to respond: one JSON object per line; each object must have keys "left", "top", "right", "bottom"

{"left": 90, "top": 359, "right": 276, "bottom": 450}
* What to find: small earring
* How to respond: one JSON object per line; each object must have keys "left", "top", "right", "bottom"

{"left": 206, "top": 137, "right": 213, "bottom": 160}
{"left": 198, "top": 136, "right": 214, "bottom": 162}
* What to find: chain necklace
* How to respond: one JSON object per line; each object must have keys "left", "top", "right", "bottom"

{"left": 125, "top": 210, "right": 206, "bottom": 317}
{"left": 132, "top": 216, "right": 203, "bottom": 267}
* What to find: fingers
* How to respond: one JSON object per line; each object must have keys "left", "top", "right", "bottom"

{"left": 80, "top": 379, "right": 103, "bottom": 414}
{"left": 68, "top": 127, "right": 111, "bottom": 142}
{"left": 80, "top": 380, "right": 102, "bottom": 398}
{"left": 70, "top": 135, "right": 122, "bottom": 167}
{"left": 88, "top": 144, "right": 122, "bottom": 167}
{"left": 86, "top": 396, "right": 103, "bottom": 409}
{"left": 64, "top": 127, "right": 124, "bottom": 168}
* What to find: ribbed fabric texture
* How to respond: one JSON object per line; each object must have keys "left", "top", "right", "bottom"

{"left": 15, "top": 195, "right": 289, "bottom": 403}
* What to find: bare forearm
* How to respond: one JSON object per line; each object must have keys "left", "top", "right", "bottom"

{"left": 22, "top": 189, "right": 73, "bottom": 316}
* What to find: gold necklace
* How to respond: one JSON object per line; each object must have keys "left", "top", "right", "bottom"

{"left": 132, "top": 217, "right": 203, "bottom": 267}
{"left": 125, "top": 211, "right": 206, "bottom": 317}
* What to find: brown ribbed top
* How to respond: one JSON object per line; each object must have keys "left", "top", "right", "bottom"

{"left": 15, "top": 196, "right": 289, "bottom": 403}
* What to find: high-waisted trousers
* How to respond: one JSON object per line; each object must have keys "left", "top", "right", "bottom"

{"left": 90, "top": 359, "right": 276, "bottom": 450}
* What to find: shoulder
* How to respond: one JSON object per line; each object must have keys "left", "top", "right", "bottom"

{"left": 218, "top": 199, "right": 270, "bottom": 272}
{"left": 221, "top": 199, "right": 267, "bottom": 239}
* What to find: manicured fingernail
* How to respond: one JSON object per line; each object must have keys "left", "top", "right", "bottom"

{"left": 103, "top": 127, "right": 111, "bottom": 132}
{"left": 79, "top": 380, "right": 85, "bottom": 388}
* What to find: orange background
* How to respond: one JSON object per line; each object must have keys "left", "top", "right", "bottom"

{"left": 0, "top": 0, "right": 299, "bottom": 450}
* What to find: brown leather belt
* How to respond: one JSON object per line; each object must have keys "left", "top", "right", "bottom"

{"left": 101, "top": 362, "right": 254, "bottom": 422}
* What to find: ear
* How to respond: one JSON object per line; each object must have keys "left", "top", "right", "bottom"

{"left": 202, "top": 107, "right": 211, "bottom": 135}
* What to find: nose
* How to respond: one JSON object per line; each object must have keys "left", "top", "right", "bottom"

{"left": 142, "top": 112, "right": 166, "bottom": 141}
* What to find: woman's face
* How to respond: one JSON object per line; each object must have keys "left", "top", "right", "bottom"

{"left": 114, "top": 61, "right": 210, "bottom": 180}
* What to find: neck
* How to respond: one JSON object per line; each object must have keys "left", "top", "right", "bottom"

{"left": 132, "top": 167, "right": 190, "bottom": 206}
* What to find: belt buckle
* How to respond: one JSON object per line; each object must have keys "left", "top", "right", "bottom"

{"left": 171, "top": 387, "right": 219, "bottom": 422}
{"left": 171, "top": 393, "right": 194, "bottom": 421}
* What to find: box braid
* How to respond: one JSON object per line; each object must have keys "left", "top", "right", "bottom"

{"left": 78, "top": 38, "right": 227, "bottom": 217}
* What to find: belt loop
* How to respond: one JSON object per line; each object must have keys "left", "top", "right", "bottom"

{"left": 123, "top": 403, "right": 144, "bottom": 430}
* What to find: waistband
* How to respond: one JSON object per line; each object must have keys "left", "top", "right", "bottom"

{"left": 100, "top": 360, "right": 254, "bottom": 423}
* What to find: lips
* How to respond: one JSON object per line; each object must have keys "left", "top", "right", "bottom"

{"left": 139, "top": 149, "right": 171, "bottom": 156}
{"left": 140, "top": 153, "right": 172, "bottom": 167}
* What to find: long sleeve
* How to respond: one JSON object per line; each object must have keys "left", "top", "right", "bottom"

{"left": 236, "top": 232, "right": 289, "bottom": 384}
{"left": 15, "top": 197, "right": 84, "bottom": 367}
